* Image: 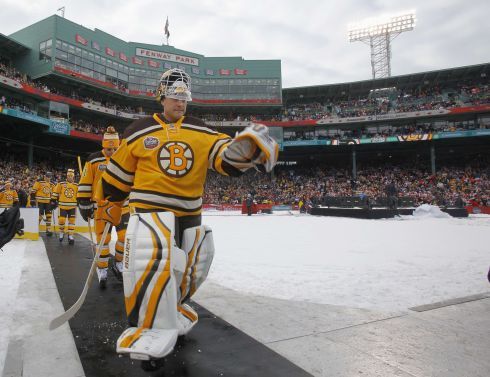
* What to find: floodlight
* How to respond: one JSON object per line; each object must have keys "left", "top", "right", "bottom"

{"left": 348, "top": 11, "right": 416, "bottom": 79}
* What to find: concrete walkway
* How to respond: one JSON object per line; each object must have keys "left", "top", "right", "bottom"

{"left": 0, "top": 239, "right": 84, "bottom": 377}
{"left": 194, "top": 282, "right": 490, "bottom": 377}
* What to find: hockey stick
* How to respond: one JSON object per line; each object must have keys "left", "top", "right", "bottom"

{"left": 87, "top": 217, "right": 97, "bottom": 257}
{"left": 40, "top": 213, "right": 56, "bottom": 236}
{"left": 49, "top": 222, "right": 111, "bottom": 330}
{"left": 77, "top": 156, "right": 83, "bottom": 176}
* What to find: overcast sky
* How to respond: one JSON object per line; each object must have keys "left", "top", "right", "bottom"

{"left": 1, "top": 0, "right": 489, "bottom": 88}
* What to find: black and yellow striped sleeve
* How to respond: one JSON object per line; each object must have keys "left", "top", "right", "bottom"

{"left": 77, "top": 160, "right": 96, "bottom": 200}
{"left": 102, "top": 139, "right": 136, "bottom": 201}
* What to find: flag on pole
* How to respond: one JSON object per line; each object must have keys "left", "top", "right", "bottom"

{"left": 165, "top": 17, "right": 170, "bottom": 39}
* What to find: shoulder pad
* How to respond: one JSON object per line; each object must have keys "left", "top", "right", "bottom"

{"left": 123, "top": 117, "right": 160, "bottom": 140}
{"left": 182, "top": 116, "right": 218, "bottom": 135}
{"left": 87, "top": 150, "right": 105, "bottom": 163}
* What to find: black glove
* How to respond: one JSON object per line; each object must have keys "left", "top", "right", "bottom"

{"left": 50, "top": 200, "right": 58, "bottom": 211}
{"left": 30, "top": 194, "right": 37, "bottom": 207}
{"left": 78, "top": 199, "right": 94, "bottom": 222}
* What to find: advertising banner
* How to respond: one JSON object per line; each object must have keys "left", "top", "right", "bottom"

{"left": 48, "top": 120, "right": 70, "bottom": 135}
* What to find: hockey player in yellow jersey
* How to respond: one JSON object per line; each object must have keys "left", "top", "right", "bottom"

{"left": 52, "top": 169, "right": 78, "bottom": 245}
{"left": 30, "top": 172, "right": 55, "bottom": 236}
{"left": 0, "top": 181, "right": 19, "bottom": 209}
{"left": 98, "top": 68, "right": 278, "bottom": 369}
{"left": 77, "top": 126, "right": 126, "bottom": 287}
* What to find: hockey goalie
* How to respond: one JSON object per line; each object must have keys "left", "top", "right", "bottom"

{"left": 97, "top": 68, "right": 278, "bottom": 369}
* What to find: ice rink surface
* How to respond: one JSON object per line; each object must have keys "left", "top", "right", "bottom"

{"left": 203, "top": 211, "right": 490, "bottom": 312}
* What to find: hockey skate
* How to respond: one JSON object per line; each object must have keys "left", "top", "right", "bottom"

{"left": 46, "top": 230, "right": 53, "bottom": 237}
{"left": 68, "top": 235, "right": 74, "bottom": 245}
{"left": 141, "top": 357, "right": 166, "bottom": 372}
{"left": 59, "top": 233, "right": 64, "bottom": 242}
{"left": 117, "top": 327, "right": 178, "bottom": 371}
{"left": 96, "top": 267, "right": 108, "bottom": 289}
{"left": 111, "top": 261, "right": 123, "bottom": 281}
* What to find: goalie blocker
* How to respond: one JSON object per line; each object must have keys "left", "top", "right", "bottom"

{"left": 116, "top": 211, "right": 214, "bottom": 360}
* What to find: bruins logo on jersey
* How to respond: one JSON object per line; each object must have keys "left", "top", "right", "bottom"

{"left": 5, "top": 194, "right": 13, "bottom": 201}
{"left": 158, "top": 141, "right": 194, "bottom": 177}
{"left": 64, "top": 188, "right": 75, "bottom": 198}
{"left": 42, "top": 186, "right": 51, "bottom": 194}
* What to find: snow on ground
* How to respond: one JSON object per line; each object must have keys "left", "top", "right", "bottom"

{"left": 0, "top": 240, "right": 26, "bottom": 376}
{"left": 202, "top": 212, "right": 490, "bottom": 312}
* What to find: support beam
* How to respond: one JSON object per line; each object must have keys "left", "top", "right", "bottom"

{"left": 430, "top": 144, "right": 436, "bottom": 175}
{"left": 28, "top": 136, "right": 34, "bottom": 169}
{"left": 352, "top": 148, "right": 357, "bottom": 179}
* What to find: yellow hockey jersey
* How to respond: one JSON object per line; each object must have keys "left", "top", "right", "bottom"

{"left": 52, "top": 181, "right": 78, "bottom": 209}
{"left": 0, "top": 189, "right": 19, "bottom": 208}
{"left": 101, "top": 114, "right": 235, "bottom": 217}
{"left": 77, "top": 150, "right": 110, "bottom": 201}
{"left": 31, "top": 181, "right": 54, "bottom": 204}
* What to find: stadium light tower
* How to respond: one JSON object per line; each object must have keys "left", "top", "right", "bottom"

{"left": 348, "top": 11, "right": 416, "bottom": 79}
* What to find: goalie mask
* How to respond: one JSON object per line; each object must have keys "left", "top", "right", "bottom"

{"left": 156, "top": 68, "right": 192, "bottom": 102}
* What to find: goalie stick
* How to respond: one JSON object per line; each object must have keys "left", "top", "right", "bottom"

{"left": 49, "top": 222, "right": 111, "bottom": 330}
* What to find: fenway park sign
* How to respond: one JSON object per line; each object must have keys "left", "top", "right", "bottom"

{"left": 135, "top": 48, "right": 199, "bottom": 66}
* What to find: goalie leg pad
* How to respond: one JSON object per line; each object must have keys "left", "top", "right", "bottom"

{"left": 179, "top": 225, "right": 215, "bottom": 303}
{"left": 118, "top": 211, "right": 187, "bottom": 359}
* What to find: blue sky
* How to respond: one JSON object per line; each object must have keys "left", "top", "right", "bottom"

{"left": 1, "top": 0, "right": 489, "bottom": 87}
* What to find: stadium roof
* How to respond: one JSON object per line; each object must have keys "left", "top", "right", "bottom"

{"left": 283, "top": 63, "right": 489, "bottom": 102}
{"left": 0, "top": 33, "right": 30, "bottom": 57}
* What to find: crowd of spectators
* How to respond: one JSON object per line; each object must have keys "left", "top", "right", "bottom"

{"left": 1, "top": 60, "right": 145, "bottom": 115}
{"left": 1, "top": 58, "right": 489, "bottom": 141}
{"left": 203, "top": 160, "right": 489, "bottom": 209}
{"left": 4, "top": 59, "right": 489, "bottom": 125}
{"left": 1, "top": 151, "right": 487, "bottom": 210}
{"left": 199, "top": 83, "right": 489, "bottom": 123}
{"left": 70, "top": 118, "right": 109, "bottom": 135}
{"left": 282, "top": 120, "right": 489, "bottom": 142}
{"left": 0, "top": 94, "right": 36, "bottom": 114}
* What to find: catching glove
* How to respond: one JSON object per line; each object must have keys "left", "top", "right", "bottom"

{"left": 223, "top": 123, "right": 279, "bottom": 173}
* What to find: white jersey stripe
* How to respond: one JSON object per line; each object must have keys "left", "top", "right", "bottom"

{"left": 129, "top": 191, "right": 202, "bottom": 210}
{"left": 107, "top": 162, "right": 135, "bottom": 185}
{"left": 126, "top": 125, "right": 162, "bottom": 144}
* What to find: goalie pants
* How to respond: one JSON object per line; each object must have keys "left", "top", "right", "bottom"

{"left": 58, "top": 208, "right": 76, "bottom": 235}
{"left": 134, "top": 209, "right": 201, "bottom": 248}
